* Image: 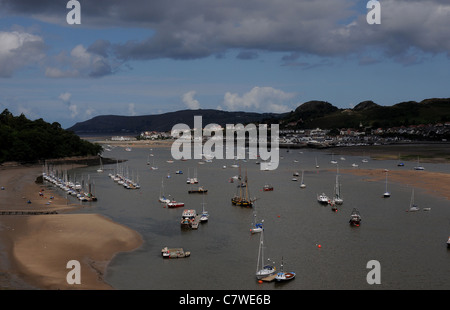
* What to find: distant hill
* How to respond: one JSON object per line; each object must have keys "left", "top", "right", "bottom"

{"left": 280, "top": 98, "right": 450, "bottom": 129}
{"left": 67, "top": 109, "right": 284, "bottom": 134}
{"left": 67, "top": 98, "right": 450, "bottom": 135}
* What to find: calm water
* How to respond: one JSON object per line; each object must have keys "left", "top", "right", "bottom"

{"left": 66, "top": 146, "right": 450, "bottom": 290}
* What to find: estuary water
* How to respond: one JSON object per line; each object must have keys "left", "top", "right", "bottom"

{"left": 66, "top": 145, "right": 450, "bottom": 290}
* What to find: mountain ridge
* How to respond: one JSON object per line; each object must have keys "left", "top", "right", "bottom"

{"left": 67, "top": 98, "right": 450, "bottom": 134}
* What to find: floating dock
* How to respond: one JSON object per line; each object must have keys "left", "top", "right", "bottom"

{"left": 260, "top": 274, "right": 277, "bottom": 282}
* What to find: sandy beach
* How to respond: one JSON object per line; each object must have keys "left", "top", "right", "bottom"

{"left": 0, "top": 165, "right": 143, "bottom": 289}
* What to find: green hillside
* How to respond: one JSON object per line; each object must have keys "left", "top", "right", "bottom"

{"left": 281, "top": 98, "right": 450, "bottom": 129}
{"left": 0, "top": 109, "right": 102, "bottom": 164}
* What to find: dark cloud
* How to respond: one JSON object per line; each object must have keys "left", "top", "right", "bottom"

{"left": 87, "top": 39, "right": 111, "bottom": 58}
{"left": 236, "top": 51, "right": 259, "bottom": 60}
{"left": 1, "top": 0, "right": 449, "bottom": 71}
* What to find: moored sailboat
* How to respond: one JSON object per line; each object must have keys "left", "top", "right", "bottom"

{"left": 407, "top": 189, "right": 420, "bottom": 212}
{"left": 255, "top": 230, "right": 276, "bottom": 279}
{"left": 200, "top": 194, "right": 209, "bottom": 222}
{"left": 300, "top": 170, "right": 306, "bottom": 188}
{"left": 383, "top": 170, "right": 391, "bottom": 198}
{"left": 158, "top": 177, "right": 170, "bottom": 203}
{"left": 231, "top": 170, "right": 255, "bottom": 207}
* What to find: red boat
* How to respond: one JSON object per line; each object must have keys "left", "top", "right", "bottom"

{"left": 263, "top": 184, "right": 273, "bottom": 191}
{"left": 166, "top": 200, "right": 185, "bottom": 208}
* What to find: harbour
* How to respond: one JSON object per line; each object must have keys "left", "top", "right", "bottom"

{"left": 53, "top": 144, "right": 450, "bottom": 290}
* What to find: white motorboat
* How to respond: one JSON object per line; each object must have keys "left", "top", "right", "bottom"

{"left": 317, "top": 193, "right": 329, "bottom": 204}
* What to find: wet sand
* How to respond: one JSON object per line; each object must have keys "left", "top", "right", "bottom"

{"left": 339, "top": 168, "right": 450, "bottom": 200}
{"left": 0, "top": 165, "right": 143, "bottom": 289}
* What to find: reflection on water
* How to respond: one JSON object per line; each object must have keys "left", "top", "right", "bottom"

{"left": 67, "top": 146, "right": 450, "bottom": 289}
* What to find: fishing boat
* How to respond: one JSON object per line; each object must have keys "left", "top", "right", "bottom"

{"left": 275, "top": 257, "right": 296, "bottom": 282}
{"left": 407, "top": 189, "right": 420, "bottom": 212}
{"left": 180, "top": 209, "right": 196, "bottom": 228}
{"left": 188, "top": 186, "right": 208, "bottom": 194}
{"left": 167, "top": 199, "right": 185, "bottom": 208}
{"left": 383, "top": 170, "right": 391, "bottom": 198}
{"left": 255, "top": 230, "right": 276, "bottom": 279}
{"left": 349, "top": 208, "right": 361, "bottom": 226}
{"left": 317, "top": 193, "right": 329, "bottom": 204}
{"left": 161, "top": 247, "right": 190, "bottom": 258}
{"left": 263, "top": 184, "right": 273, "bottom": 191}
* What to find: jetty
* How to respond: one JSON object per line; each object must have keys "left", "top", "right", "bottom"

{"left": 260, "top": 274, "right": 277, "bottom": 282}
{"left": 0, "top": 209, "right": 58, "bottom": 215}
{"left": 161, "top": 247, "right": 191, "bottom": 258}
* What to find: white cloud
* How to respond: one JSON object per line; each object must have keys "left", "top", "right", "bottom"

{"left": 0, "top": 31, "right": 45, "bottom": 77}
{"left": 58, "top": 92, "right": 72, "bottom": 102}
{"left": 223, "top": 86, "right": 295, "bottom": 113}
{"left": 68, "top": 104, "right": 78, "bottom": 118}
{"left": 45, "top": 44, "right": 114, "bottom": 78}
{"left": 182, "top": 90, "right": 200, "bottom": 109}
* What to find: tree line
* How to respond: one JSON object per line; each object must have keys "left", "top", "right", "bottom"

{"left": 0, "top": 109, "right": 102, "bottom": 164}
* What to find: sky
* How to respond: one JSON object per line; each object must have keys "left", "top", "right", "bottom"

{"left": 0, "top": 0, "right": 449, "bottom": 129}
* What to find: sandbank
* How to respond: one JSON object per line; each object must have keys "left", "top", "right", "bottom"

{"left": 339, "top": 168, "right": 450, "bottom": 200}
{"left": 0, "top": 164, "right": 143, "bottom": 289}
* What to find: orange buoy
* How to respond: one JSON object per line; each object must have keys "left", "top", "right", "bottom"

{"left": 317, "top": 244, "right": 322, "bottom": 248}
{"left": 258, "top": 280, "right": 263, "bottom": 284}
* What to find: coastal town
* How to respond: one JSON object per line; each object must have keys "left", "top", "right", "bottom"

{"left": 134, "top": 121, "right": 450, "bottom": 149}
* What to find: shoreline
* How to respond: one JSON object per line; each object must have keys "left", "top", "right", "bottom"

{"left": 339, "top": 168, "right": 450, "bottom": 201}
{"left": 0, "top": 165, "right": 143, "bottom": 290}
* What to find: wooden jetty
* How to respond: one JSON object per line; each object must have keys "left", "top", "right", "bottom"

{"left": 260, "top": 274, "right": 277, "bottom": 282}
{"left": 0, "top": 209, "right": 58, "bottom": 215}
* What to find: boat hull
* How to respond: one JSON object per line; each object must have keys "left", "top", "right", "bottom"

{"left": 275, "top": 272, "right": 296, "bottom": 281}
{"left": 167, "top": 202, "right": 185, "bottom": 208}
{"left": 256, "top": 267, "right": 276, "bottom": 280}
